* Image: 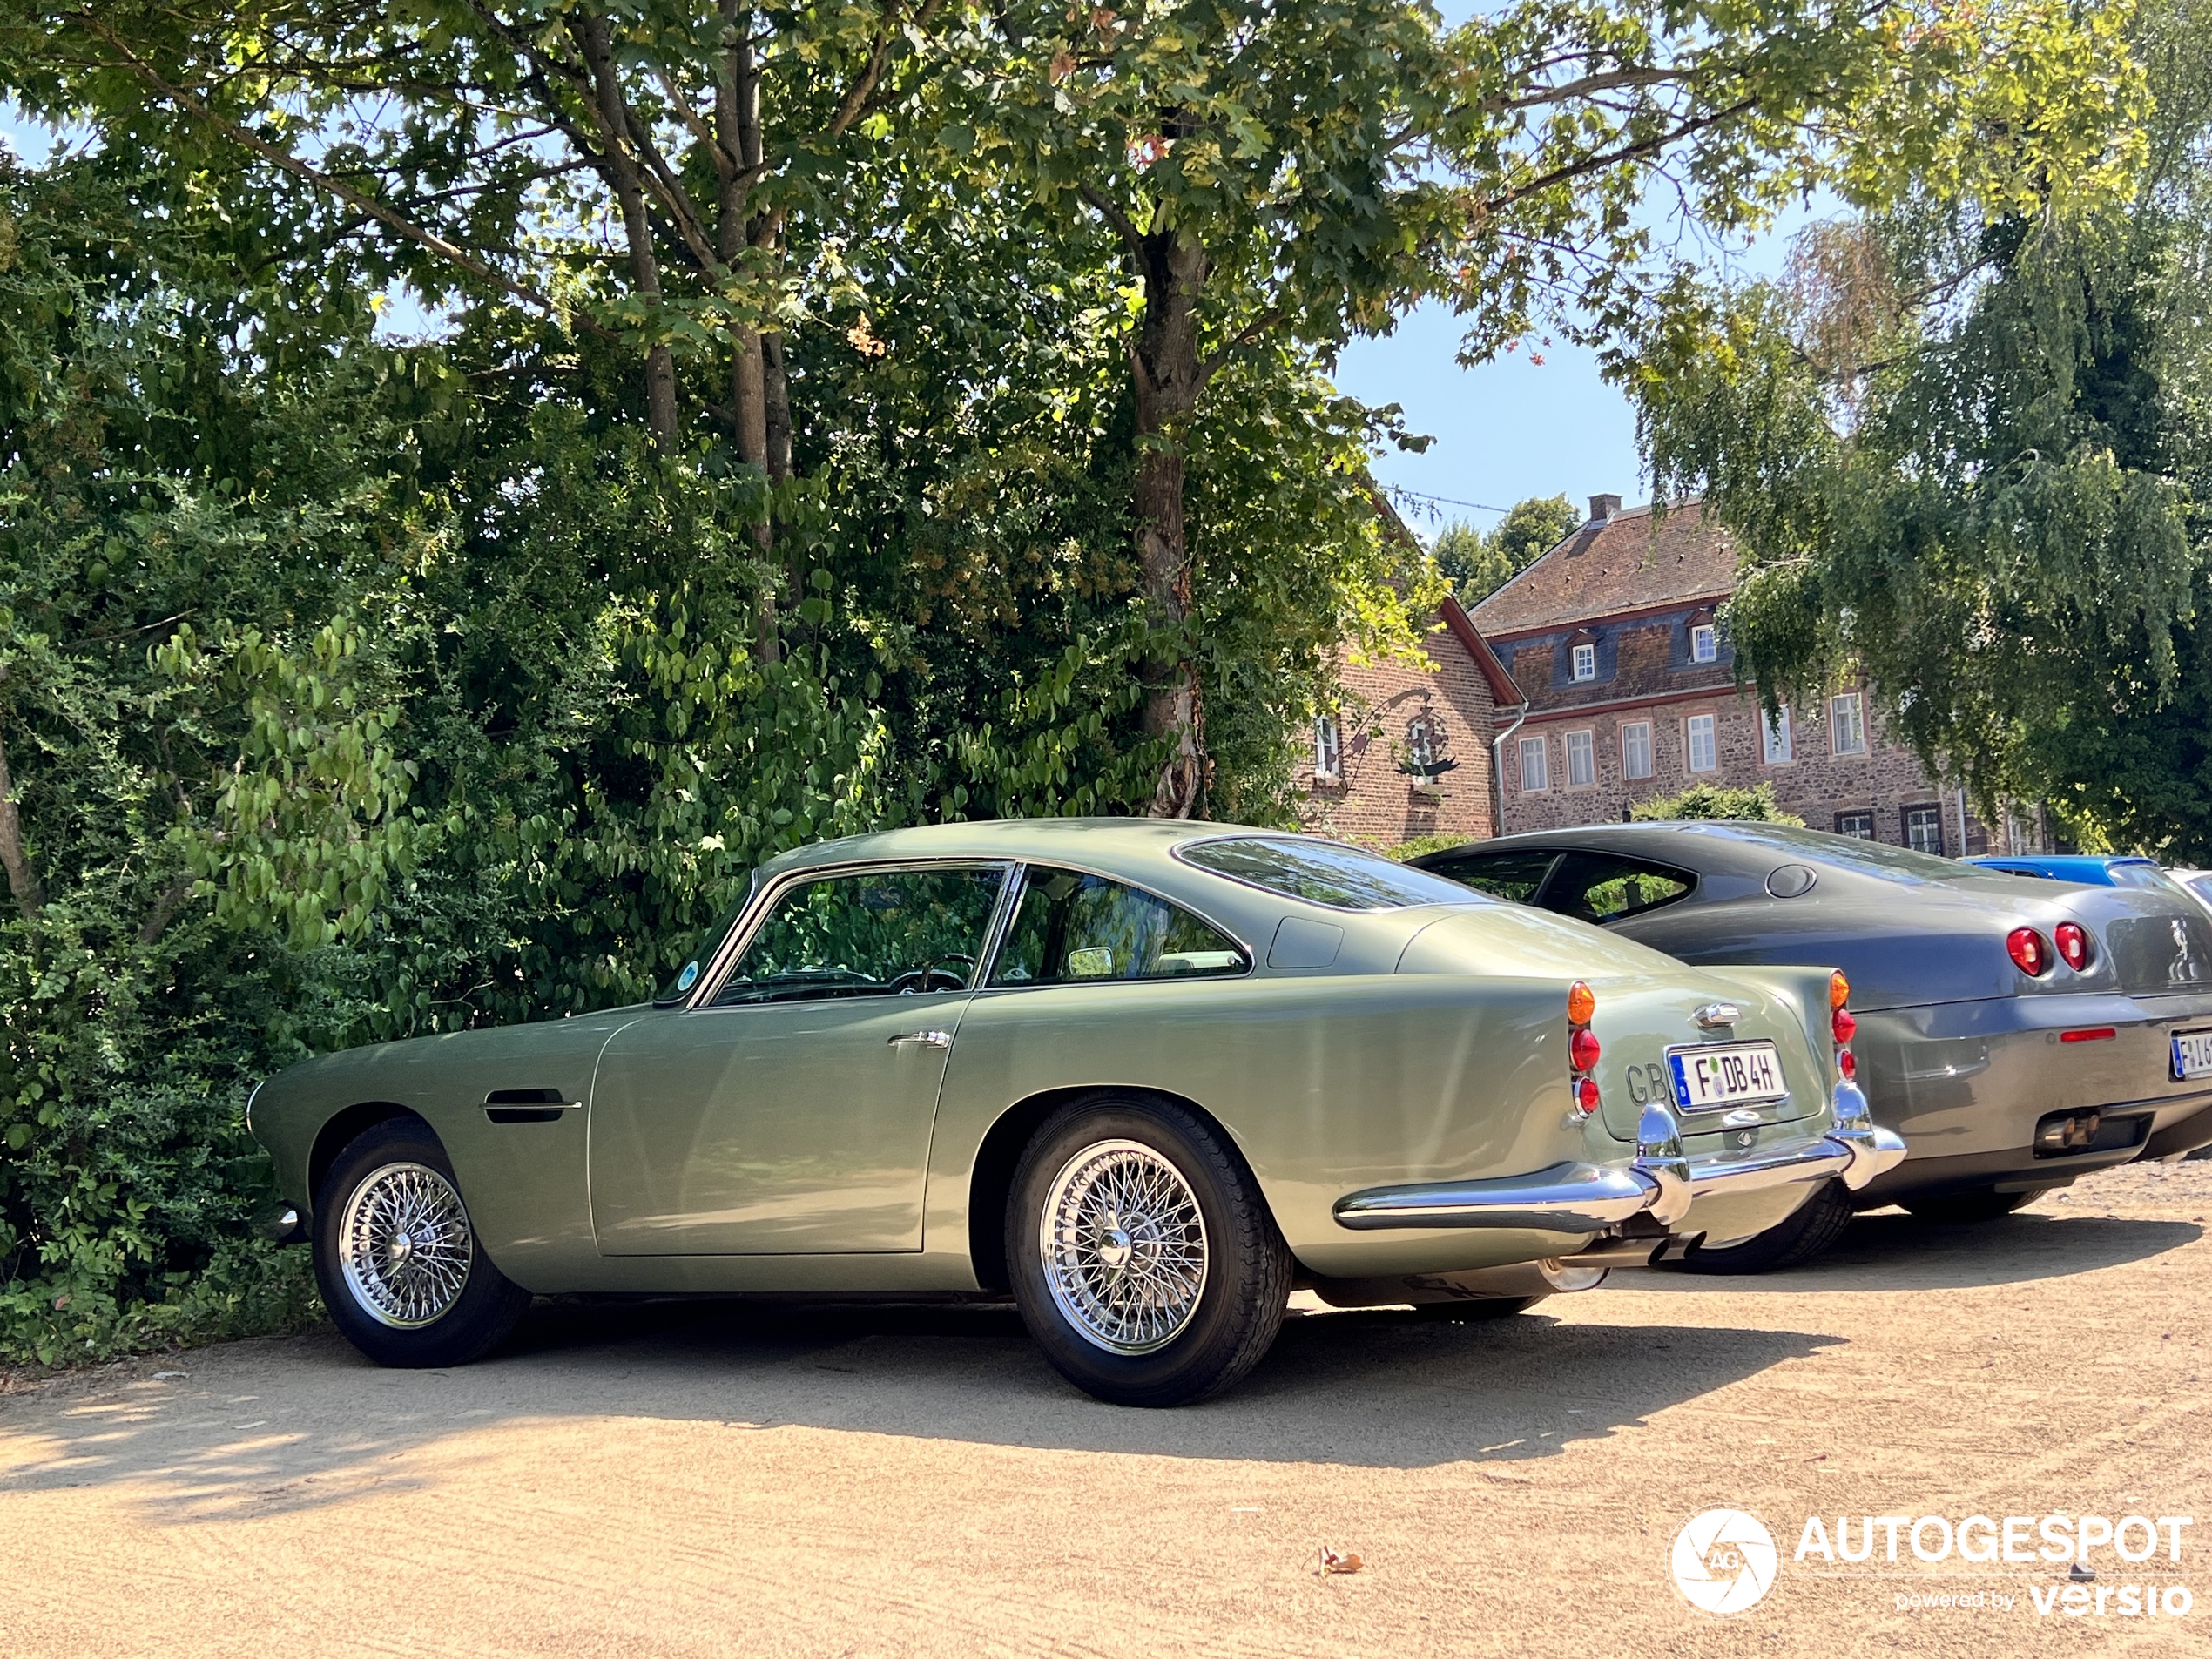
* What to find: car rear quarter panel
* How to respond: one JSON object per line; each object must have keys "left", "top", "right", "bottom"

{"left": 927, "top": 974, "right": 1612, "bottom": 1279}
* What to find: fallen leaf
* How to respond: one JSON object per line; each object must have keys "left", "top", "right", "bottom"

{"left": 1316, "top": 1546, "right": 1363, "bottom": 1576}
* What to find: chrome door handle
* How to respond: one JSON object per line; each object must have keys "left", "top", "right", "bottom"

{"left": 887, "top": 1029, "right": 953, "bottom": 1049}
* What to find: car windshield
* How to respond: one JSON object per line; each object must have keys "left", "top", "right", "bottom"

{"left": 2107, "top": 860, "right": 2171, "bottom": 890}
{"left": 1179, "top": 836, "right": 1488, "bottom": 910}
{"left": 655, "top": 884, "right": 754, "bottom": 1002}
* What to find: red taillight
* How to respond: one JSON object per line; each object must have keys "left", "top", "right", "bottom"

{"left": 1838, "top": 1048, "right": 1857, "bottom": 1080}
{"left": 1570, "top": 1028, "right": 1602, "bottom": 1071}
{"left": 1568, "top": 984, "right": 1599, "bottom": 1116}
{"left": 1575, "top": 1076, "right": 1601, "bottom": 1113}
{"left": 2054, "top": 921, "right": 2091, "bottom": 971}
{"left": 1831, "top": 1008, "right": 1858, "bottom": 1044}
{"left": 2007, "top": 927, "right": 2052, "bottom": 975}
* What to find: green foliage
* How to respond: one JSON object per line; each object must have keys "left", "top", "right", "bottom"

{"left": 1433, "top": 496, "right": 1578, "bottom": 604}
{"left": 1636, "top": 0, "right": 2212, "bottom": 856}
{"left": 1629, "top": 783, "right": 1804, "bottom": 825}
{"left": 1383, "top": 833, "right": 1481, "bottom": 861}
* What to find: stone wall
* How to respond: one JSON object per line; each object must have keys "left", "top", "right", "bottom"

{"left": 1299, "top": 632, "right": 1500, "bottom": 848}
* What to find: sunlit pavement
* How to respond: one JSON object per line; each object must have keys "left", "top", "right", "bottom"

{"left": 2, "top": 1159, "right": 2206, "bottom": 1659}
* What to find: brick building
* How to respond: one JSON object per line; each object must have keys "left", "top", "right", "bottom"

{"left": 1470, "top": 496, "right": 2015, "bottom": 853}
{"left": 1298, "top": 595, "right": 1519, "bottom": 847}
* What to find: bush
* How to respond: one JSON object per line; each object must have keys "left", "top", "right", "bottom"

{"left": 1628, "top": 782, "right": 1805, "bottom": 824}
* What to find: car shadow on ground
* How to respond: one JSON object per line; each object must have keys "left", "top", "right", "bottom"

{"left": 1617, "top": 1205, "right": 2201, "bottom": 1294}
{"left": 0, "top": 1298, "right": 1838, "bottom": 1523}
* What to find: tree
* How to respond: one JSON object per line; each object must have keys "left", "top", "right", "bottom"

{"left": 957, "top": 0, "right": 2146, "bottom": 812}
{"left": 1635, "top": 0, "right": 2212, "bottom": 856}
{"left": 1433, "top": 494, "right": 1577, "bottom": 604}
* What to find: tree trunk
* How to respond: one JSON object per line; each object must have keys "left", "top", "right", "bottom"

{"left": 1130, "top": 226, "right": 1210, "bottom": 819}
{"left": 718, "top": 7, "right": 784, "bottom": 663}
{"left": 0, "top": 687, "right": 46, "bottom": 924}
{"left": 574, "top": 10, "right": 680, "bottom": 453}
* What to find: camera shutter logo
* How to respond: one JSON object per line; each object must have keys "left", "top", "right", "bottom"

{"left": 1671, "top": 1508, "right": 1779, "bottom": 1615}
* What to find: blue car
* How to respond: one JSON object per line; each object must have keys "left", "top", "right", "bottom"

{"left": 1964, "top": 854, "right": 2178, "bottom": 891}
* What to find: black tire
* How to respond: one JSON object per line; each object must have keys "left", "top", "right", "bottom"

{"left": 314, "top": 1118, "right": 531, "bottom": 1367}
{"left": 1902, "top": 1187, "right": 2039, "bottom": 1224}
{"left": 1676, "top": 1177, "right": 1856, "bottom": 1276}
{"left": 1007, "top": 1095, "right": 1292, "bottom": 1406}
{"left": 1406, "top": 1295, "right": 1545, "bottom": 1322}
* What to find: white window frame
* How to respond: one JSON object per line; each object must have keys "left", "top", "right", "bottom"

{"left": 1689, "top": 623, "right": 1719, "bottom": 664}
{"left": 1684, "top": 712, "right": 1718, "bottom": 773}
{"left": 1836, "top": 811, "right": 1875, "bottom": 840}
{"left": 1831, "top": 691, "right": 1868, "bottom": 755}
{"left": 1621, "top": 719, "right": 1654, "bottom": 780}
{"left": 1570, "top": 642, "right": 1596, "bottom": 682}
{"left": 1905, "top": 805, "right": 1944, "bottom": 855}
{"left": 1762, "top": 704, "right": 1793, "bottom": 765}
{"left": 1406, "top": 715, "right": 1437, "bottom": 772}
{"left": 1313, "top": 714, "right": 1341, "bottom": 782}
{"left": 1565, "top": 729, "right": 1595, "bottom": 788}
{"left": 1518, "top": 735, "right": 1549, "bottom": 792}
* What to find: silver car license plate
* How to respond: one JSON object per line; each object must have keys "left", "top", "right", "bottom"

{"left": 1669, "top": 1042, "right": 1788, "bottom": 1111}
{"left": 2174, "top": 1029, "right": 2212, "bottom": 1080}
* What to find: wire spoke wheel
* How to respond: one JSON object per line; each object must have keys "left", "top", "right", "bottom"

{"left": 1040, "top": 1138, "right": 1209, "bottom": 1354}
{"left": 339, "top": 1161, "right": 475, "bottom": 1329}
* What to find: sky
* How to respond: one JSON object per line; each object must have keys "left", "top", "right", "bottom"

{"left": 3, "top": 101, "right": 1814, "bottom": 539}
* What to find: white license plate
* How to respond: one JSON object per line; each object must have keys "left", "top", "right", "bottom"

{"left": 1669, "top": 1042, "right": 1788, "bottom": 1110}
{"left": 2175, "top": 1030, "right": 2212, "bottom": 1080}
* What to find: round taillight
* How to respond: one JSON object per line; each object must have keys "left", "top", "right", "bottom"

{"left": 2054, "top": 921, "right": 2091, "bottom": 971}
{"left": 1570, "top": 1028, "right": 1602, "bottom": 1071}
{"left": 1575, "top": 1076, "right": 1600, "bottom": 1115}
{"left": 1832, "top": 1008, "right": 1858, "bottom": 1044}
{"left": 2006, "top": 927, "right": 2052, "bottom": 976}
{"left": 1838, "top": 1048, "right": 1858, "bottom": 1080}
{"left": 1829, "top": 970, "right": 1851, "bottom": 1009}
{"left": 1567, "top": 980, "right": 1596, "bottom": 1025}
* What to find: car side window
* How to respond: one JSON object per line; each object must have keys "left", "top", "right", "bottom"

{"left": 988, "top": 867, "right": 1247, "bottom": 986}
{"left": 1423, "top": 851, "right": 1559, "bottom": 904}
{"left": 1541, "top": 852, "right": 1696, "bottom": 923}
{"left": 712, "top": 866, "right": 1005, "bottom": 1005}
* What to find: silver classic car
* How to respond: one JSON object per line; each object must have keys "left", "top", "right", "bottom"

{"left": 1415, "top": 823, "right": 2212, "bottom": 1269}
{"left": 250, "top": 821, "right": 1902, "bottom": 1405}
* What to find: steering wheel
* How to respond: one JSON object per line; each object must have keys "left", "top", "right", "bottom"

{"left": 891, "top": 953, "right": 975, "bottom": 995}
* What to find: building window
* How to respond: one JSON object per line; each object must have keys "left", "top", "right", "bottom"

{"left": 1762, "top": 705, "right": 1792, "bottom": 765}
{"left": 1571, "top": 643, "right": 1596, "bottom": 682}
{"left": 1518, "top": 735, "right": 1549, "bottom": 792}
{"left": 1621, "top": 720, "right": 1654, "bottom": 780}
{"left": 1313, "top": 714, "right": 1341, "bottom": 782}
{"left": 1836, "top": 811, "right": 1874, "bottom": 840}
{"left": 1565, "top": 729, "right": 1595, "bottom": 787}
{"left": 1831, "top": 691, "right": 1867, "bottom": 755}
{"left": 1690, "top": 623, "right": 1718, "bottom": 664}
{"left": 1685, "top": 713, "right": 1717, "bottom": 773}
{"left": 1905, "top": 805, "right": 1945, "bottom": 855}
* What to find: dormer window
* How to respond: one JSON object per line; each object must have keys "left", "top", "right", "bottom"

{"left": 1689, "top": 623, "right": 1718, "bottom": 664}
{"left": 1571, "top": 643, "right": 1596, "bottom": 681}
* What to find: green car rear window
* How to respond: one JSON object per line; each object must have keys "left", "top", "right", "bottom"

{"left": 1179, "top": 836, "right": 1487, "bottom": 911}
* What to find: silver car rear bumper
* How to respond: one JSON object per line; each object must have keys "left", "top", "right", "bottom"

{"left": 1332, "top": 1081, "right": 1908, "bottom": 1232}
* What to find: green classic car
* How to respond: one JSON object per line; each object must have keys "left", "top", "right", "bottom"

{"left": 248, "top": 820, "right": 1904, "bottom": 1405}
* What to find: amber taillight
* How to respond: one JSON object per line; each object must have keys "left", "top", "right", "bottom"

{"left": 1568, "top": 981, "right": 1599, "bottom": 1118}
{"left": 1831, "top": 970, "right": 1857, "bottom": 1082}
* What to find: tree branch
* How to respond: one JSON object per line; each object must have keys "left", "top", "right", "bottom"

{"left": 1077, "top": 181, "right": 1145, "bottom": 257}
{"left": 72, "top": 11, "right": 605, "bottom": 336}
{"left": 1482, "top": 98, "right": 1758, "bottom": 212}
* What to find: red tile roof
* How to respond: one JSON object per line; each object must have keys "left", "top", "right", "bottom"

{"left": 1469, "top": 502, "right": 1737, "bottom": 637}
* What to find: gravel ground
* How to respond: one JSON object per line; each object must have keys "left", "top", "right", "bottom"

{"left": 2, "top": 1159, "right": 2207, "bottom": 1659}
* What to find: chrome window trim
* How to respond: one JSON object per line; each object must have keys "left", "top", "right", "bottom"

{"left": 675, "top": 858, "right": 1019, "bottom": 1011}
{"left": 975, "top": 860, "right": 1256, "bottom": 992}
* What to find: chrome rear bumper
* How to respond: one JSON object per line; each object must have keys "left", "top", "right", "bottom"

{"left": 1332, "top": 1081, "right": 1908, "bottom": 1232}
